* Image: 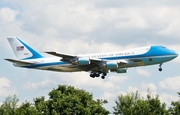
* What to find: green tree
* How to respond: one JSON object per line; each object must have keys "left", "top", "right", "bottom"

{"left": 15, "top": 101, "right": 40, "bottom": 115}
{"left": 146, "top": 90, "right": 168, "bottom": 115}
{"left": 19, "top": 85, "right": 109, "bottom": 115}
{"left": 168, "top": 92, "right": 180, "bottom": 115}
{"left": 0, "top": 85, "right": 109, "bottom": 115}
{"left": 43, "top": 85, "right": 109, "bottom": 115}
{"left": 113, "top": 90, "right": 169, "bottom": 115}
{"left": 113, "top": 91, "right": 149, "bottom": 115}
{"left": 0, "top": 95, "right": 19, "bottom": 115}
{"left": 33, "top": 96, "right": 50, "bottom": 114}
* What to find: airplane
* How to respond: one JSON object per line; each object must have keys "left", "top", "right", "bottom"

{"left": 5, "top": 37, "right": 178, "bottom": 79}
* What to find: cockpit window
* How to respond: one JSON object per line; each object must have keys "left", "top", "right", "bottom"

{"left": 162, "top": 46, "right": 166, "bottom": 48}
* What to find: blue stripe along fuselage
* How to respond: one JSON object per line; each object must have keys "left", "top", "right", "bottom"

{"left": 21, "top": 46, "right": 177, "bottom": 68}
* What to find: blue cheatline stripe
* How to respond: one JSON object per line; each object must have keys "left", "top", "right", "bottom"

{"left": 17, "top": 38, "right": 44, "bottom": 59}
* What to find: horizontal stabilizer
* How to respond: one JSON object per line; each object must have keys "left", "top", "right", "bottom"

{"left": 4, "top": 58, "right": 34, "bottom": 64}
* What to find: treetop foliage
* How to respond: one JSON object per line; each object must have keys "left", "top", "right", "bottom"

{"left": 0, "top": 85, "right": 179, "bottom": 115}
{"left": 113, "top": 90, "right": 180, "bottom": 115}
{"left": 0, "top": 85, "right": 109, "bottom": 115}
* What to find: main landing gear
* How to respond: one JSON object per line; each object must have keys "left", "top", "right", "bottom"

{"left": 158, "top": 63, "right": 162, "bottom": 71}
{"left": 101, "top": 73, "right": 107, "bottom": 79}
{"left": 90, "top": 71, "right": 107, "bottom": 79}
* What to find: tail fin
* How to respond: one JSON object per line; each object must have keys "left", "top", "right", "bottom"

{"left": 7, "top": 37, "right": 44, "bottom": 60}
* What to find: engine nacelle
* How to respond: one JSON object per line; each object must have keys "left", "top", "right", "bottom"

{"left": 106, "top": 61, "right": 118, "bottom": 69}
{"left": 77, "top": 58, "right": 90, "bottom": 65}
{"left": 116, "top": 68, "right": 127, "bottom": 73}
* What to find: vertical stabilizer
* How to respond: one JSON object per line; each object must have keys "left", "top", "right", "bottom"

{"left": 7, "top": 37, "right": 44, "bottom": 60}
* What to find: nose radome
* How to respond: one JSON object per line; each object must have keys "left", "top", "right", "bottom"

{"left": 166, "top": 47, "right": 178, "bottom": 57}
{"left": 172, "top": 49, "right": 178, "bottom": 55}
{"left": 175, "top": 51, "right": 178, "bottom": 57}
{"left": 171, "top": 50, "right": 178, "bottom": 58}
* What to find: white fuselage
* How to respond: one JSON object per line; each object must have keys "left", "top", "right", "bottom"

{"left": 16, "top": 46, "right": 178, "bottom": 73}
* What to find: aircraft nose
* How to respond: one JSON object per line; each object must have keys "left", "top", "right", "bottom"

{"left": 171, "top": 50, "right": 178, "bottom": 58}
{"left": 175, "top": 51, "right": 178, "bottom": 57}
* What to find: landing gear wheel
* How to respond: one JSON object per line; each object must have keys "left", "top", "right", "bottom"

{"left": 159, "top": 68, "right": 162, "bottom": 71}
{"left": 103, "top": 73, "right": 107, "bottom": 76}
{"left": 90, "top": 74, "right": 93, "bottom": 77}
{"left": 101, "top": 72, "right": 107, "bottom": 79}
{"left": 90, "top": 71, "right": 107, "bottom": 79}
{"left": 101, "top": 76, "right": 105, "bottom": 79}
{"left": 90, "top": 74, "right": 95, "bottom": 78}
{"left": 96, "top": 74, "right": 100, "bottom": 77}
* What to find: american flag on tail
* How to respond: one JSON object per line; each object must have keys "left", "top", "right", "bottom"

{"left": 16, "top": 46, "right": 24, "bottom": 51}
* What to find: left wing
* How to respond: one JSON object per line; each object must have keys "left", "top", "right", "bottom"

{"left": 46, "top": 51, "right": 78, "bottom": 62}
{"left": 46, "top": 51, "right": 76, "bottom": 59}
{"left": 46, "top": 51, "right": 105, "bottom": 63}
{"left": 46, "top": 51, "right": 128, "bottom": 66}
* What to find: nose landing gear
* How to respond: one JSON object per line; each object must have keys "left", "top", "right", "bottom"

{"left": 159, "top": 68, "right": 162, "bottom": 71}
{"left": 158, "top": 63, "right": 163, "bottom": 72}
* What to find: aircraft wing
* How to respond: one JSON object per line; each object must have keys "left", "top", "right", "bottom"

{"left": 4, "top": 58, "right": 34, "bottom": 64}
{"left": 46, "top": 52, "right": 103, "bottom": 63}
{"left": 90, "top": 58, "right": 128, "bottom": 65}
{"left": 45, "top": 52, "right": 76, "bottom": 59}
{"left": 89, "top": 58, "right": 104, "bottom": 63}
{"left": 117, "top": 59, "right": 128, "bottom": 64}
{"left": 46, "top": 51, "right": 128, "bottom": 65}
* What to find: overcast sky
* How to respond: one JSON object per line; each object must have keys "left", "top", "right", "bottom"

{"left": 0, "top": 0, "right": 180, "bottom": 112}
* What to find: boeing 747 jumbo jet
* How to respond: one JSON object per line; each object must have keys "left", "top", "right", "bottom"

{"left": 5, "top": 37, "right": 178, "bottom": 79}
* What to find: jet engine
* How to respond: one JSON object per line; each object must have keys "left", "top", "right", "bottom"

{"left": 77, "top": 58, "right": 90, "bottom": 65}
{"left": 116, "top": 68, "right": 127, "bottom": 73}
{"left": 106, "top": 61, "right": 118, "bottom": 69}
{"left": 110, "top": 68, "right": 127, "bottom": 73}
